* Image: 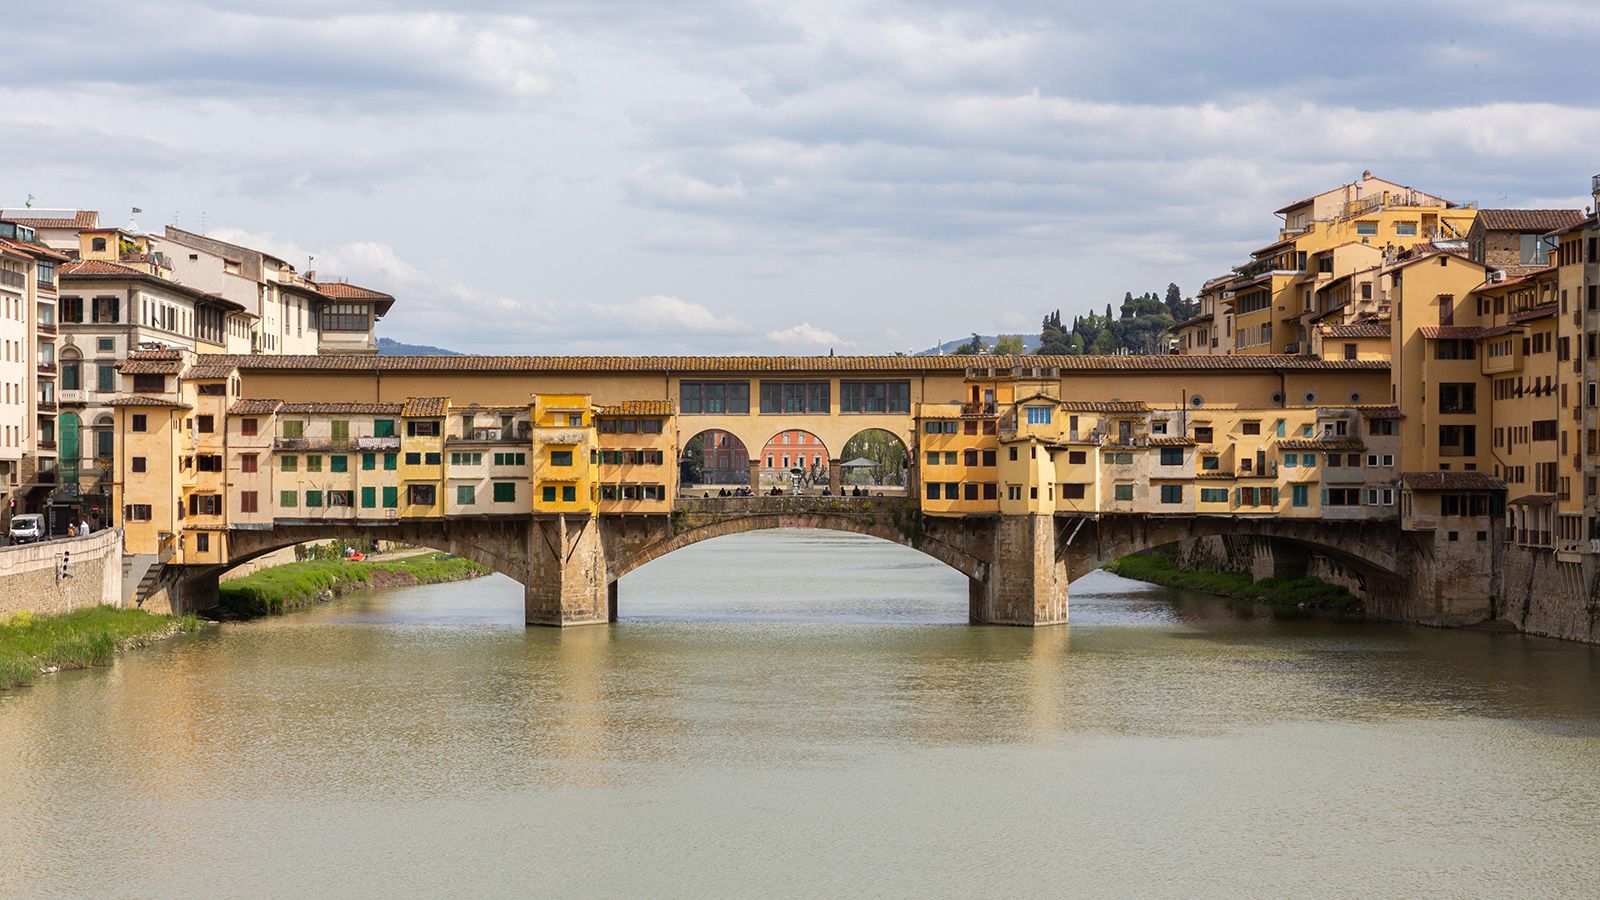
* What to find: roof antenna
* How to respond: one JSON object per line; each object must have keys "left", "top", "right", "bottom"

{"left": 829, "top": 348, "right": 834, "bottom": 357}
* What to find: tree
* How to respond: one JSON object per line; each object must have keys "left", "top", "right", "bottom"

{"left": 954, "top": 332, "right": 982, "bottom": 354}
{"left": 994, "top": 334, "right": 1024, "bottom": 355}
{"left": 1090, "top": 330, "right": 1120, "bottom": 354}
{"left": 1164, "top": 282, "right": 1183, "bottom": 313}
{"left": 1036, "top": 310, "right": 1074, "bottom": 355}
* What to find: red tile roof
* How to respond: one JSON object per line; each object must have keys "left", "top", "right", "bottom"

{"left": 1279, "top": 438, "right": 1364, "bottom": 451}
{"left": 106, "top": 394, "right": 190, "bottom": 409}
{"left": 0, "top": 210, "right": 97, "bottom": 229}
{"left": 1060, "top": 400, "right": 1150, "bottom": 412}
{"left": 60, "top": 259, "right": 149, "bottom": 278}
{"left": 313, "top": 281, "right": 393, "bottom": 300}
{"left": 216, "top": 354, "right": 1389, "bottom": 374}
{"left": 597, "top": 400, "right": 673, "bottom": 417}
{"left": 1400, "top": 471, "right": 1505, "bottom": 492}
{"left": 184, "top": 362, "right": 238, "bottom": 380}
{"left": 229, "top": 399, "right": 284, "bottom": 415}
{"left": 1476, "top": 209, "right": 1585, "bottom": 233}
{"left": 1418, "top": 326, "right": 1487, "bottom": 340}
{"left": 1508, "top": 302, "right": 1557, "bottom": 323}
{"left": 118, "top": 358, "right": 183, "bottom": 374}
{"left": 401, "top": 396, "right": 450, "bottom": 417}
{"left": 280, "top": 402, "right": 405, "bottom": 415}
{"left": 1320, "top": 323, "right": 1389, "bottom": 339}
{"left": 0, "top": 238, "right": 70, "bottom": 262}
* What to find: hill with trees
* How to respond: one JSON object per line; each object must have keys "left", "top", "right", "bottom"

{"left": 1036, "top": 283, "right": 1194, "bottom": 355}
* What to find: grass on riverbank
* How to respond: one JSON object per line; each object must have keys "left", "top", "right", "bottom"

{"left": 0, "top": 606, "right": 201, "bottom": 690}
{"left": 217, "top": 552, "right": 490, "bottom": 617}
{"left": 1104, "top": 552, "right": 1362, "bottom": 615}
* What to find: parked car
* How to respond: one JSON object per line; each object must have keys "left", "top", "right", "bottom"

{"left": 9, "top": 514, "right": 45, "bottom": 545}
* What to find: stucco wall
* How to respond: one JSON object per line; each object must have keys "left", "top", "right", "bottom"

{"left": 0, "top": 528, "right": 123, "bottom": 617}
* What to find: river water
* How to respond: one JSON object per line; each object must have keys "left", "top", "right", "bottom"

{"left": 4, "top": 530, "right": 1600, "bottom": 898}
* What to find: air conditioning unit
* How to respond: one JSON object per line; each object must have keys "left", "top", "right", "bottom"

{"left": 1488, "top": 270, "right": 1507, "bottom": 283}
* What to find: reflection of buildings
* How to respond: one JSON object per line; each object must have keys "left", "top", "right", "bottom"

{"left": 686, "top": 429, "right": 748, "bottom": 485}
{"left": 762, "top": 430, "right": 828, "bottom": 484}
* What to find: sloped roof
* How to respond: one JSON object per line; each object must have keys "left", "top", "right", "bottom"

{"left": 597, "top": 400, "right": 673, "bottom": 417}
{"left": 0, "top": 210, "right": 97, "bottom": 229}
{"left": 1320, "top": 323, "right": 1389, "bottom": 339}
{"left": 1059, "top": 400, "right": 1150, "bottom": 412}
{"left": 208, "top": 353, "right": 1390, "bottom": 374}
{"left": 1400, "top": 471, "right": 1505, "bottom": 492}
{"left": 105, "top": 395, "right": 189, "bottom": 409}
{"left": 1508, "top": 302, "right": 1558, "bottom": 323}
{"left": 118, "top": 358, "right": 183, "bottom": 374}
{"left": 229, "top": 399, "right": 283, "bottom": 415}
{"left": 61, "top": 259, "right": 148, "bottom": 278}
{"left": 1475, "top": 209, "right": 1585, "bottom": 233}
{"left": 183, "top": 362, "right": 237, "bottom": 380}
{"left": 1418, "top": 326, "right": 1487, "bottom": 340}
{"left": 1279, "top": 438, "right": 1364, "bottom": 451}
{"left": 401, "top": 396, "right": 450, "bottom": 417}
{"left": 280, "top": 402, "right": 405, "bottom": 415}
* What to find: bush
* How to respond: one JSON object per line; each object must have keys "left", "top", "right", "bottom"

{"left": 1105, "top": 552, "right": 1362, "bottom": 615}
{"left": 218, "top": 553, "right": 488, "bottom": 617}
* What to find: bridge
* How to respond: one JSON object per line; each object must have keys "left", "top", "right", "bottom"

{"left": 145, "top": 496, "right": 1482, "bottom": 627}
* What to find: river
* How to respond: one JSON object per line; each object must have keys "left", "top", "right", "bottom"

{"left": 3, "top": 530, "right": 1600, "bottom": 898}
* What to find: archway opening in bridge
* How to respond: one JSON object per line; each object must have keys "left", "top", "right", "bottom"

{"left": 680, "top": 429, "right": 750, "bottom": 492}
{"left": 616, "top": 528, "right": 969, "bottom": 624}
{"left": 758, "top": 429, "right": 829, "bottom": 493}
{"left": 839, "top": 429, "right": 908, "bottom": 495}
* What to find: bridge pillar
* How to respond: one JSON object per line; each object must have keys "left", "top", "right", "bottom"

{"left": 1249, "top": 539, "right": 1309, "bottom": 582}
{"left": 970, "top": 514, "right": 1067, "bottom": 626}
{"left": 829, "top": 457, "right": 841, "bottom": 495}
{"left": 525, "top": 515, "right": 609, "bottom": 626}
{"left": 749, "top": 458, "right": 761, "bottom": 493}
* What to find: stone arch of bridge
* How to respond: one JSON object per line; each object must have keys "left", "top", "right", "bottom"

{"left": 1059, "top": 514, "right": 1412, "bottom": 587}
{"left": 213, "top": 519, "right": 534, "bottom": 587}
{"left": 605, "top": 513, "right": 987, "bottom": 585}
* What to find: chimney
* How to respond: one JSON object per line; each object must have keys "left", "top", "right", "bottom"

{"left": 306, "top": 270, "right": 317, "bottom": 282}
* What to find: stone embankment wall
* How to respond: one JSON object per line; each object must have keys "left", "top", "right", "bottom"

{"left": 1497, "top": 546, "right": 1598, "bottom": 643}
{"left": 0, "top": 529, "right": 123, "bottom": 617}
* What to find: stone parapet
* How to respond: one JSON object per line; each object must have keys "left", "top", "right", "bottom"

{"left": 0, "top": 529, "right": 123, "bottom": 618}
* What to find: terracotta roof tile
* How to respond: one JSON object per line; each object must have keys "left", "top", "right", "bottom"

{"left": 280, "top": 402, "right": 405, "bottom": 415}
{"left": 312, "top": 281, "right": 393, "bottom": 300}
{"left": 1148, "top": 436, "right": 1196, "bottom": 447}
{"left": 229, "top": 399, "right": 283, "bottom": 415}
{"left": 1508, "top": 302, "right": 1557, "bottom": 323}
{"left": 1319, "top": 323, "right": 1389, "bottom": 339}
{"left": 1357, "top": 405, "right": 1403, "bottom": 419}
{"left": 214, "top": 354, "right": 1389, "bottom": 374}
{"left": 183, "top": 362, "right": 237, "bottom": 380}
{"left": 1418, "top": 326, "right": 1487, "bottom": 340}
{"left": 597, "top": 400, "right": 673, "bottom": 417}
{"left": 106, "top": 394, "right": 190, "bottom": 409}
{"left": 0, "top": 210, "right": 97, "bottom": 229}
{"left": 118, "top": 358, "right": 183, "bottom": 374}
{"left": 1400, "top": 471, "right": 1505, "bottom": 492}
{"left": 1476, "top": 209, "right": 1585, "bottom": 233}
{"left": 401, "top": 396, "right": 450, "bottom": 417}
{"left": 0, "top": 238, "right": 70, "bottom": 262}
{"left": 1059, "top": 400, "right": 1150, "bottom": 412}
{"left": 1279, "top": 438, "right": 1364, "bottom": 451}
{"left": 60, "top": 259, "right": 150, "bottom": 278}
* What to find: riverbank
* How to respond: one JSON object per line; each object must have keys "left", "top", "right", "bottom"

{"left": 216, "top": 552, "right": 491, "bottom": 617}
{"left": 1104, "top": 551, "right": 1362, "bottom": 616}
{"left": 0, "top": 606, "right": 201, "bottom": 690}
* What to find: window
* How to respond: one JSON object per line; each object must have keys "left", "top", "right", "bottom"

{"left": 306, "top": 455, "right": 322, "bottom": 473}
{"left": 759, "top": 381, "right": 830, "bottom": 414}
{"left": 373, "top": 419, "right": 396, "bottom": 437}
{"left": 1194, "top": 427, "right": 1213, "bottom": 443}
{"left": 407, "top": 420, "right": 441, "bottom": 437}
{"left": 361, "top": 487, "right": 377, "bottom": 509}
{"left": 1068, "top": 451, "right": 1086, "bottom": 465}
{"left": 384, "top": 453, "right": 397, "bottom": 471}
{"left": 280, "top": 455, "right": 298, "bottom": 472}
{"left": 1201, "top": 456, "right": 1219, "bottom": 471}
{"left": 562, "top": 485, "right": 576, "bottom": 502}
{"left": 240, "top": 491, "right": 259, "bottom": 513}
{"left": 1241, "top": 421, "right": 1260, "bottom": 436}
{"left": 1200, "top": 488, "right": 1228, "bottom": 503}
{"left": 943, "top": 451, "right": 957, "bottom": 465}
{"left": 304, "top": 490, "right": 323, "bottom": 508}
{"left": 1283, "top": 453, "right": 1298, "bottom": 468}
{"left": 321, "top": 302, "right": 372, "bottom": 332}
{"left": 405, "top": 452, "right": 421, "bottom": 465}
{"left": 926, "top": 451, "right": 940, "bottom": 466}
{"left": 1439, "top": 383, "right": 1476, "bottom": 414}
{"left": 963, "top": 449, "right": 978, "bottom": 467}
{"left": 923, "top": 420, "right": 959, "bottom": 434}
{"left": 98, "top": 365, "right": 117, "bottom": 393}
{"left": 124, "top": 504, "right": 152, "bottom": 521}
{"left": 424, "top": 452, "right": 441, "bottom": 466}
{"left": 493, "top": 482, "right": 517, "bottom": 503}
{"left": 279, "top": 490, "right": 297, "bottom": 508}
{"left": 1291, "top": 484, "right": 1309, "bottom": 508}
{"left": 240, "top": 418, "right": 258, "bottom": 436}
{"left": 330, "top": 455, "right": 348, "bottom": 473}
{"left": 1159, "top": 484, "right": 1182, "bottom": 504}
{"left": 196, "top": 455, "right": 223, "bottom": 472}
{"left": 1025, "top": 406, "right": 1053, "bottom": 425}
{"left": 62, "top": 361, "right": 80, "bottom": 391}
{"left": 680, "top": 381, "right": 750, "bottom": 414}
{"left": 132, "top": 373, "right": 163, "bottom": 393}
{"left": 839, "top": 380, "right": 910, "bottom": 414}
{"left": 407, "top": 485, "right": 436, "bottom": 506}
{"left": 1356, "top": 222, "right": 1377, "bottom": 236}
{"left": 550, "top": 450, "right": 573, "bottom": 466}
{"left": 282, "top": 420, "right": 304, "bottom": 438}
{"left": 1395, "top": 222, "right": 1417, "bottom": 236}
{"left": 328, "top": 491, "right": 352, "bottom": 507}
{"left": 457, "top": 484, "right": 476, "bottom": 505}
{"left": 1151, "top": 420, "right": 1168, "bottom": 435}
{"left": 382, "top": 486, "right": 398, "bottom": 509}
{"left": 130, "top": 456, "right": 147, "bottom": 474}
{"left": 1114, "top": 483, "right": 1134, "bottom": 501}
{"left": 1326, "top": 488, "right": 1361, "bottom": 506}
{"left": 1369, "top": 419, "right": 1395, "bottom": 436}
{"left": 362, "top": 452, "right": 376, "bottom": 471}
{"left": 1159, "top": 447, "right": 1183, "bottom": 466}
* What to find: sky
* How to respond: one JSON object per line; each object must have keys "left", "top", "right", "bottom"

{"left": 6, "top": 0, "right": 1600, "bottom": 355}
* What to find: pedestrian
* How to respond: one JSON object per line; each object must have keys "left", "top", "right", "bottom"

{"left": 79, "top": 517, "right": 91, "bottom": 535}
{"left": 66, "top": 522, "right": 77, "bottom": 537}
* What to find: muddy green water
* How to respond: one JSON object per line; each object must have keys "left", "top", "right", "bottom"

{"left": 3, "top": 530, "right": 1600, "bottom": 898}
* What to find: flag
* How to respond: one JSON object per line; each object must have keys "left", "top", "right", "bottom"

{"left": 131, "top": 207, "right": 142, "bottom": 214}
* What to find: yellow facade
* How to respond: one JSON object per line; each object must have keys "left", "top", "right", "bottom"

{"left": 531, "top": 394, "right": 599, "bottom": 515}
{"left": 398, "top": 397, "right": 448, "bottom": 518}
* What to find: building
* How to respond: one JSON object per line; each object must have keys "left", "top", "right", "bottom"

{"left": 0, "top": 219, "right": 68, "bottom": 527}
{"left": 1466, "top": 209, "right": 1584, "bottom": 275}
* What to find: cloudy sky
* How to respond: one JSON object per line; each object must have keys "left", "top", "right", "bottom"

{"left": 8, "top": 0, "right": 1600, "bottom": 354}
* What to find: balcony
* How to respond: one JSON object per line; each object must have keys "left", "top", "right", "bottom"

{"left": 960, "top": 402, "right": 997, "bottom": 417}
{"left": 447, "top": 427, "right": 531, "bottom": 444}
{"left": 356, "top": 435, "right": 401, "bottom": 450}
{"left": 37, "top": 322, "right": 56, "bottom": 336}
{"left": 37, "top": 401, "right": 56, "bottom": 412}
{"left": 37, "top": 440, "right": 55, "bottom": 452}
{"left": 36, "top": 362, "right": 55, "bottom": 376}
{"left": 0, "top": 270, "right": 23, "bottom": 290}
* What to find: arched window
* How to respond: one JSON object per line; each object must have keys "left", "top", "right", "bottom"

{"left": 61, "top": 347, "right": 81, "bottom": 391}
{"left": 95, "top": 414, "right": 114, "bottom": 460}
{"left": 91, "top": 237, "right": 107, "bottom": 253}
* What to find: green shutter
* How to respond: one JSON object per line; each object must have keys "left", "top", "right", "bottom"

{"left": 362, "top": 452, "right": 376, "bottom": 471}
{"left": 280, "top": 490, "right": 297, "bottom": 508}
{"left": 493, "top": 482, "right": 516, "bottom": 503}
{"left": 331, "top": 455, "right": 348, "bottom": 473}
{"left": 457, "top": 485, "right": 475, "bottom": 505}
{"left": 306, "top": 490, "right": 322, "bottom": 507}
{"left": 382, "top": 486, "right": 398, "bottom": 508}
{"left": 384, "top": 452, "right": 397, "bottom": 470}
{"left": 361, "top": 486, "right": 376, "bottom": 508}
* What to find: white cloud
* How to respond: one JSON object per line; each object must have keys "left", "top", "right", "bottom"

{"left": 598, "top": 295, "right": 752, "bottom": 335}
{"left": 766, "top": 322, "right": 849, "bottom": 347}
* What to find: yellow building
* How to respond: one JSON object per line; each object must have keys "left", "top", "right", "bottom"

{"left": 398, "top": 397, "right": 449, "bottom": 517}
{"left": 595, "top": 400, "right": 674, "bottom": 514}
{"left": 531, "top": 394, "right": 598, "bottom": 515}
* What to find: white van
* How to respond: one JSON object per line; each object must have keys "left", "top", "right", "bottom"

{"left": 9, "top": 514, "right": 45, "bottom": 545}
